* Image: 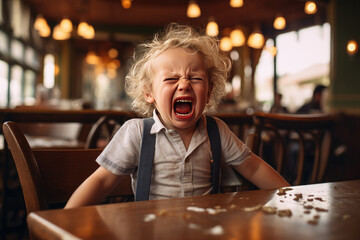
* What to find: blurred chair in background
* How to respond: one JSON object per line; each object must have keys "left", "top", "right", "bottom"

{"left": 252, "top": 112, "right": 335, "bottom": 185}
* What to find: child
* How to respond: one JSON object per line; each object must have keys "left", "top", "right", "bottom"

{"left": 65, "top": 23, "right": 289, "bottom": 208}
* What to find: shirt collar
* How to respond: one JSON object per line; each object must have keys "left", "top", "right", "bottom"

{"left": 150, "top": 109, "right": 207, "bottom": 134}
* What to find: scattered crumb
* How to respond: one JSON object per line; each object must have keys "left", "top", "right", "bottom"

{"left": 206, "top": 208, "right": 227, "bottom": 215}
{"left": 144, "top": 214, "right": 156, "bottom": 222}
{"left": 307, "top": 198, "right": 314, "bottom": 202}
{"left": 308, "top": 194, "right": 314, "bottom": 197}
{"left": 307, "top": 219, "right": 318, "bottom": 225}
{"left": 304, "top": 210, "right": 311, "bottom": 214}
{"left": 187, "top": 206, "right": 206, "bottom": 213}
{"left": 262, "top": 206, "right": 277, "bottom": 214}
{"left": 207, "top": 225, "right": 224, "bottom": 235}
{"left": 315, "top": 197, "right": 325, "bottom": 202}
{"left": 304, "top": 205, "right": 313, "bottom": 209}
{"left": 188, "top": 223, "right": 201, "bottom": 230}
{"left": 313, "top": 215, "right": 320, "bottom": 219}
{"left": 242, "top": 204, "right": 263, "bottom": 212}
{"left": 157, "top": 209, "right": 167, "bottom": 216}
{"left": 277, "top": 209, "right": 292, "bottom": 217}
{"left": 280, "top": 200, "right": 284, "bottom": 203}
{"left": 315, "top": 207, "right": 328, "bottom": 212}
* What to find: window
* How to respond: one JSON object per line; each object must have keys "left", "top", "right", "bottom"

{"left": 0, "top": 60, "right": 9, "bottom": 107}
{"left": 255, "top": 23, "right": 331, "bottom": 112}
{"left": 0, "top": 0, "right": 42, "bottom": 107}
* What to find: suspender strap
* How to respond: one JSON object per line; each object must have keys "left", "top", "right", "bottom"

{"left": 136, "top": 116, "right": 221, "bottom": 201}
{"left": 206, "top": 116, "right": 221, "bottom": 194}
{"left": 135, "top": 118, "right": 156, "bottom": 201}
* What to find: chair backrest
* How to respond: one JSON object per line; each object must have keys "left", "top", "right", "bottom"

{"left": 212, "top": 112, "right": 254, "bottom": 141}
{"left": 85, "top": 115, "right": 131, "bottom": 149}
{"left": 2, "top": 121, "right": 133, "bottom": 214}
{"left": 252, "top": 112, "right": 334, "bottom": 185}
{"left": 210, "top": 113, "right": 256, "bottom": 191}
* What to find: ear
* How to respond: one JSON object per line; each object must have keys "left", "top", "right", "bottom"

{"left": 144, "top": 91, "right": 155, "bottom": 103}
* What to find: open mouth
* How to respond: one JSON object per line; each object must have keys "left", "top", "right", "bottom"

{"left": 174, "top": 99, "right": 193, "bottom": 117}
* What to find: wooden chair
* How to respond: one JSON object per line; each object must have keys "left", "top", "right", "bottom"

{"left": 252, "top": 112, "right": 335, "bottom": 185}
{"left": 85, "top": 115, "right": 129, "bottom": 149}
{"left": 2, "top": 121, "right": 133, "bottom": 214}
{"left": 210, "top": 112, "right": 257, "bottom": 191}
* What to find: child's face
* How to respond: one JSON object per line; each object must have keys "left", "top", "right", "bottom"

{"left": 145, "top": 47, "right": 210, "bottom": 132}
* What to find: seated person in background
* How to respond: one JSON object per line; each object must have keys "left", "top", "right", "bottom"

{"left": 296, "top": 85, "right": 327, "bottom": 114}
{"left": 65, "top": 23, "right": 289, "bottom": 208}
{"left": 270, "top": 93, "right": 288, "bottom": 113}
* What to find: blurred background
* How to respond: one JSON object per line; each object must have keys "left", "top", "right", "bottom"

{"left": 1, "top": 0, "right": 359, "bottom": 114}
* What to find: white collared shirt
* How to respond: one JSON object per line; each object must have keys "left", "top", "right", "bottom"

{"left": 96, "top": 110, "right": 251, "bottom": 200}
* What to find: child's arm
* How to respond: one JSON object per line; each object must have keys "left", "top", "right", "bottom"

{"left": 233, "top": 153, "right": 290, "bottom": 189}
{"left": 65, "top": 166, "right": 121, "bottom": 209}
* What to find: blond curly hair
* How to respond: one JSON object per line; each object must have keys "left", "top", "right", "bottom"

{"left": 125, "top": 23, "right": 232, "bottom": 117}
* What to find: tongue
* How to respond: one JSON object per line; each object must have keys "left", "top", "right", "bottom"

{"left": 175, "top": 102, "right": 191, "bottom": 114}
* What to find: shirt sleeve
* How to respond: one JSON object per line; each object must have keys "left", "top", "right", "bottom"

{"left": 96, "top": 118, "right": 143, "bottom": 175}
{"left": 214, "top": 117, "right": 252, "bottom": 166}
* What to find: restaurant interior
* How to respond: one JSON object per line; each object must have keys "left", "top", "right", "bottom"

{"left": 0, "top": 0, "right": 360, "bottom": 239}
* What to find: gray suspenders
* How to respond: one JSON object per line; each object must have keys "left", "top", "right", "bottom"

{"left": 135, "top": 116, "right": 221, "bottom": 201}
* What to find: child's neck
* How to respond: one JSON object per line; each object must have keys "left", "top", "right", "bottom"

{"left": 176, "top": 126, "right": 196, "bottom": 150}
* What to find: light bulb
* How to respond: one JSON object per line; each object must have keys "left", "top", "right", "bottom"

{"left": 230, "top": 29, "right": 245, "bottom": 47}
{"left": 273, "top": 16, "right": 286, "bottom": 30}
{"left": 305, "top": 1, "right": 317, "bottom": 14}
{"left": 206, "top": 20, "right": 219, "bottom": 36}
{"left": 230, "top": 0, "right": 243, "bottom": 8}
{"left": 187, "top": 1, "right": 201, "bottom": 18}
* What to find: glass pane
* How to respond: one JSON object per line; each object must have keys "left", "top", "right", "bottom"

{"left": 44, "top": 54, "right": 55, "bottom": 88}
{"left": 25, "top": 46, "right": 40, "bottom": 70}
{"left": 10, "top": 39, "right": 24, "bottom": 62}
{"left": 0, "top": 60, "right": 9, "bottom": 107}
{"left": 10, "top": 64, "right": 23, "bottom": 107}
{"left": 10, "top": 0, "right": 29, "bottom": 39}
{"left": 0, "top": 0, "right": 3, "bottom": 24}
{"left": 24, "top": 69, "right": 36, "bottom": 105}
{"left": 0, "top": 30, "right": 8, "bottom": 56}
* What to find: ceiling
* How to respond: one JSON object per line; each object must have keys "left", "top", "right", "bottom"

{"left": 24, "top": 0, "right": 328, "bottom": 38}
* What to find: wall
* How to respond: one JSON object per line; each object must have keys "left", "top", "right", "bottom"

{"left": 329, "top": 0, "right": 360, "bottom": 114}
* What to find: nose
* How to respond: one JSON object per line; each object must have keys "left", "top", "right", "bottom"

{"left": 178, "top": 78, "right": 191, "bottom": 92}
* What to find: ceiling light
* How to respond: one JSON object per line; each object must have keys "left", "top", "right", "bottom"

{"left": 229, "top": 0, "right": 243, "bottom": 8}
{"left": 78, "top": 21, "right": 95, "bottom": 39}
{"left": 220, "top": 37, "right": 233, "bottom": 52}
{"left": 53, "top": 24, "right": 71, "bottom": 40}
{"left": 273, "top": 16, "right": 286, "bottom": 30}
{"left": 247, "top": 29, "right": 265, "bottom": 49}
{"left": 187, "top": 1, "right": 201, "bottom": 18}
{"left": 34, "top": 15, "right": 47, "bottom": 30}
{"left": 34, "top": 15, "right": 51, "bottom": 37}
{"left": 60, "top": 18, "right": 73, "bottom": 33}
{"left": 206, "top": 18, "right": 219, "bottom": 36}
{"left": 108, "top": 48, "right": 119, "bottom": 58}
{"left": 122, "top": 0, "right": 132, "bottom": 9}
{"left": 347, "top": 40, "right": 358, "bottom": 55}
{"left": 230, "top": 28, "right": 245, "bottom": 47}
{"left": 305, "top": 1, "right": 317, "bottom": 14}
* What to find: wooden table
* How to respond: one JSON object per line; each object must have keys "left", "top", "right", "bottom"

{"left": 27, "top": 180, "right": 360, "bottom": 240}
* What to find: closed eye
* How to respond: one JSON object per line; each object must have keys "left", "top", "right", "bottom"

{"left": 165, "top": 78, "right": 179, "bottom": 81}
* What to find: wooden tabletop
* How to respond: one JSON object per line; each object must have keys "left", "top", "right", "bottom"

{"left": 27, "top": 180, "right": 360, "bottom": 240}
